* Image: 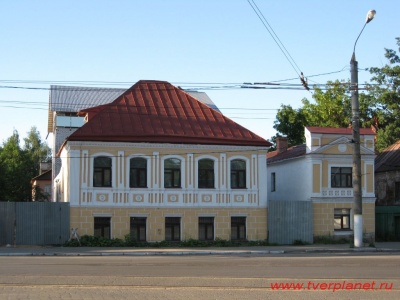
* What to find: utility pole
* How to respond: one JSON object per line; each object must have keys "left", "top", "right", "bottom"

{"left": 351, "top": 10, "right": 375, "bottom": 248}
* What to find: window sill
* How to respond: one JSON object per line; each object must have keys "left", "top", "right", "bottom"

{"left": 334, "top": 230, "right": 353, "bottom": 236}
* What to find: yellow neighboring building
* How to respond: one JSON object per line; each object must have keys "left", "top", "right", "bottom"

{"left": 267, "top": 127, "right": 376, "bottom": 243}
{"left": 55, "top": 80, "right": 271, "bottom": 242}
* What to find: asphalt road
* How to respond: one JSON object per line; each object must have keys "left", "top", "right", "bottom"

{"left": 1, "top": 254, "right": 400, "bottom": 299}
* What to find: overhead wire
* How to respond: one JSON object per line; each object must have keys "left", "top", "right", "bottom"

{"left": 247, "top": 0, "right": 302, "bottom": 77}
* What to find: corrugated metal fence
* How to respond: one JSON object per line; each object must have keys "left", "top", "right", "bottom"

{"left": 0, "top": 202, "right": 70, "bottom": 245}
{"left": 376, "top": 206, "right": 400, "bottom": 241}
{"left": 268, "top": 200, "right": 313, "bottom": 245}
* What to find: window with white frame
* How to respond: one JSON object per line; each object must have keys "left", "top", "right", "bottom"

{"left": 164, "top": 158, "right": 181, "bottom": 188}
{"left": 198, "top": 159, "right": 215, "bottom": 188}
{"left": 130, "top": 157, "right": 147, "bottom": 188}
{"left": 230, "top": 159, "right": 246, "bottom": 189}
{"left": 331, "top": 167, "right": 352, "bottom": 188}
{"left": 334, "top": 208, "right": 351, "bottom": 231}
{"left": 93, "top": 156, "right": 112, "bottom": 187}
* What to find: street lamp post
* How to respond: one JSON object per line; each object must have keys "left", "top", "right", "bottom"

{"left": 351, "top": 10, "right": 376, "bottom": 248}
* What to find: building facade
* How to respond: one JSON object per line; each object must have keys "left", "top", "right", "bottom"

{"left": 267, "top": 127, "right": 376, "bottom": 241}
{"left": 56, "top": 80, "right": 271, "bottom": 242}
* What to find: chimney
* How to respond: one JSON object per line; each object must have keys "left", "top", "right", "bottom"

{"left": 276, "top": 137, "right": 288, "bottom": 153}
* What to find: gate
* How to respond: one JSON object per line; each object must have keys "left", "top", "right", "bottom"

{"left": 0, "top": 202, "right": 70, "bottom": 245}
{"left": 375, "top": 206, "right": 400, "bottom": 241}
{"left": 268, "top": 200, "right": 313, "bottom": 244}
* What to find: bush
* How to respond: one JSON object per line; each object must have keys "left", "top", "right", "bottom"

{"left": 64, "top": 235, "right": 273, "bottom": 248}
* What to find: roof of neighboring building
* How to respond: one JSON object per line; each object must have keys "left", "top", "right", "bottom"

{"left": 375, "top": 140, "right": 400, "bottom": 173}
{"left": 306, "top": 126, "right": 375, "bottom": 135}
{"left": 65, "top": 80, "right": 272, "bottom": 147}
{"left": 48, "top": 85, "right": 220, "bottom": 133}
{"left": 267, "top": 144, "right": 306, "bottom": 164}
{"left": 31, "top": 169, "right": 52, "bottom": 182}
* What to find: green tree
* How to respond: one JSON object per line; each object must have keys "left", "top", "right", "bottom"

{"left": 0, "top": 131, "right": 30, "bottom": 201}
{"left": 0, "top": 127, "right": 50, "bottom": 202}
{"left": 271, "top": 104, "right": 307, "bottom": 150}
{"left": 302, "top": 80, "right": 352, "bottom": 128}
{"left": 367, "top": 37, "right": 400, "bottom": 151}
{"left": 271, "top": 80, "right": 377, "bottom": 149}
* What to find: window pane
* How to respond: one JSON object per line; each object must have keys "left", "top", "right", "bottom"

{"left": 238, "top": 171, "right": 245, "bottom": 187}
{"left": 231, "top": 172, "right": 237, "bottom": 188}
{"left": 231, "top": 217, "right": 246, "bottom": 240}
{"left": 130, "top": 217, "right": 146, "bottom": 241}
{"left": 131, "top": 158, "right": 146, "bottom": 168}
{"left": 173, "top": 170, "right": 180, "bottom": 187}
{"left": 139, "top": 170, "right": 146, "bottom": 187}
{"left": 93, "top": 170, "right": 102, "bottom": 187}
{"left": 334, "top": 217, "right": 342, "bottom": 230}
{"left": 331, "top": 167, "right": 352, "bottom": 188}
{"left": 94, "top": 157, "right": 111, "bottom": 167}
{"left": 104, "top": 169, "right": 111, "bottom": 186}
{"left": 165, "top": 217, "right": 180, "bottom": 241}
{"left": 342, "top": 216, "right": 350, "bottom": 229}
{"left": 164, "top": 171, "right": 172, "bottom": 188}
{"left": 271, "top": 173, "right": 276, "bottom": 192}
{"left": 165, "top": 158, "right": 180, "bottom": 169}
{"left": 231, "top": 160, "right": 245, "bottom": 170}
{"left": 94, "top": 217, "right": 111, "bottom": 239}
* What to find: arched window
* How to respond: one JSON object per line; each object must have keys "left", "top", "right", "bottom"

{"left": 230, "top": 159, "right": 246, "bottom": 189}
{"left": 130, "top": 158, "right": 147, "bottom": 188}
{"left": 93, "top": 156, "right": 112, "bottom": 187}
{"left": 198, "top": 159, "right": 214, "bottom": 188}
{"left": 164, "top": 158, "right": 181, "bottom": 188}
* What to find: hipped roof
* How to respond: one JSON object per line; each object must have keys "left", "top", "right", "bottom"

{"left": 65, "top": 80, "right": 271, "bottom": 147}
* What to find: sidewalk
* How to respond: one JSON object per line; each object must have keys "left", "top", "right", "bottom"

{"left": 1, "top": 242, "right": 400, "bottom": 256}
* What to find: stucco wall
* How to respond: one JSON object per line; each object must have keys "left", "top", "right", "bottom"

{"left": 313, "top": 202, "right": 375, "bottom": 237}
{"left": 70, "top": 207, "right": 267, "bottom": 241}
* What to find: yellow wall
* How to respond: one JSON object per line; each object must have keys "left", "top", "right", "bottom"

{"left": 313, "top": 202, "right": 375, "bottom": 237}
{"left": 312, "top": 164, "right": 320, "bottom": 193}
{"left": 70, "top": 207, "right": 267, "bottom": 241}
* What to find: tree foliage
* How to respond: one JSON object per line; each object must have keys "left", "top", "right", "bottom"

{"left": 367, "top": 37, "right": 400, "bottom": 151}
{"left": 271, "top": 38, "right": 400, "bottom": 152}
{"left": 272, "top": 105, "right": 307, "bottom": 149}
{"left": 0, "top": 127, "right": 50, "bottom": 202}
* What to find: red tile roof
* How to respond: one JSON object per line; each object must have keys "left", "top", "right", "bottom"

{"left": 66, "top": 80, "right": 272, "bottom": 147}
{"left": 267, "top": 144, "right": 306, "bottom": 164}
{"left": 306, "top": 126, "right": 375, "bottom": 135}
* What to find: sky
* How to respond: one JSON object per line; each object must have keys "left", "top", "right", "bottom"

{"left": 0, "top": 0, "right": 398, "bottom": 148}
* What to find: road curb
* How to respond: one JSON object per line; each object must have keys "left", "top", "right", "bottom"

{"left": 0, "top": 250, "right": 284, "bottom": 256}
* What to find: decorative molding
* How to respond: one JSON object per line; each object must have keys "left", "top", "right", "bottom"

{"left": 234, "top": 195, "right": 245, "bottom": 202}
{"left": 201, "top": 194, "right": 212, "bottom": 203}
{"left": 96, "top": 193, "right": 108, "bottom": 202}
{"left": 167, "top": 194, "right": 179, "bottom": 203}
{"left": 133, "top": 194, "right": 144, "bottom": 203}
{"left": 66, "top": 141, "right": 268, "bottom": 152}
{"left": 338, "top": 144, "right": 347, "bottom": 153}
